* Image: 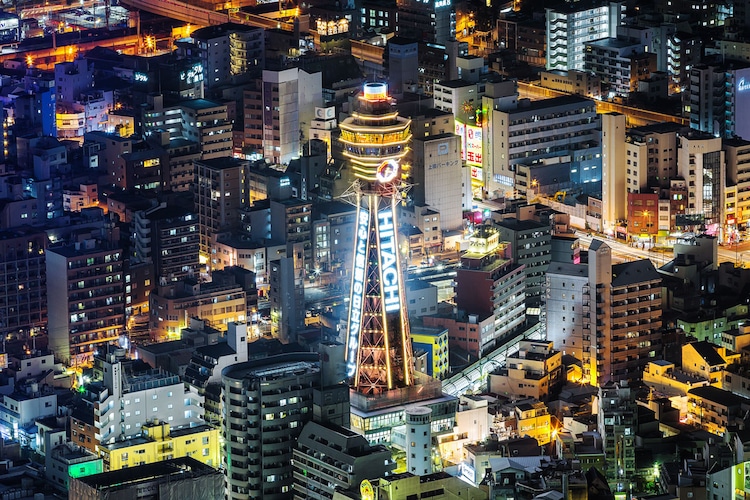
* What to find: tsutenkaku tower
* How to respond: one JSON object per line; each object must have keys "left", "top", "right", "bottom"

{"left": 341, "top": 83, "right": 415, "bottom": 395}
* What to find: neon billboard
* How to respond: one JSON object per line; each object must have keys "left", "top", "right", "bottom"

{"left": 346, "top": 208, "right": 370, "bottom": 377}
{"left": 377, "top": 207, "right": 400, "bottom": 313}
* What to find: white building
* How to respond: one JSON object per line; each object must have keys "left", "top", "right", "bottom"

{"left": 546, "top": 1, "right": 625, "bottom": 71}
{"left": 90, "top": 349, "right": 204, "bottom": 448}
{"left": 0, "top": 370, "right": 58, "bottom": 446}
{"left": 677, "top": 132, "right": 725, "bottom": 229}
{"left": 601, "top": 113, "right": 627, "bottom": 233}
{"left": 412, "top": 134, "right": 464, "bottom": 231}
{"left": 405, "top": 406, "right": 433, "bottom": 476}
{"left": 261, "top": 68, "right": 323, "bottom": 165}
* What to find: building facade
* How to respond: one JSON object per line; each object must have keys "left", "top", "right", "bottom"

{"left": 546, "top": 1, "right": 624, "bottom": 71}
{"left": 222, "top": 353, "right": 321, "bottom": 500}
{"left": 46, "top": 239, "right": 124, "bottom": 366}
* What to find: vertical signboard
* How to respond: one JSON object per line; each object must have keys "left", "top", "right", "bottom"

{"left": 465, "top": 124, "right": 483, "bottom": 166}
{"left": 346, "top": 207, "right": 370, "bottom": 377}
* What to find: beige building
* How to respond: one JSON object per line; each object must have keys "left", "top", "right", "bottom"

{"left": 539, "top": 70, "right": 601, "bottom": 98}
{"left": 681, "top": 341, "right": 735, "bottom": 386}
{"left": 642, "top": 360, "right": 708, "bottom": 397}
{"left": 332, "top": 471, "right": 487, "bottom": 500}
{"left": 686, "top": 386, "right": 750, "bottom": 436}
{"left": 148, "top": 270, "right": 252, "bottom": 341}
{"left": 488, "top": 340, "right": 563, "bottom": 401}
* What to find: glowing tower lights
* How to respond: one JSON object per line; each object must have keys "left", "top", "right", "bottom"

{"left": 341, "top": 83, "right": 415, "bottom": 395}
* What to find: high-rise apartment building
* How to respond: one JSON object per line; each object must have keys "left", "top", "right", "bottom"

{"left": 689, "top": 64, "right": 750, "bottom": 141}
{"left": 455, "top": 225, "right": 526, "bottom": 352}
{"left": 601, "top": 113, "right": 627, "bottom": 234}
{"left": 547, "top": 240, "right": 662, "bottom": 384}
{"left": 677, "top": 132, "right": 725, "bottom": 228}
{"left": 148, "top": 269, "right": 253, "bottom": 340}
{"left": 222, "top": 353, "right": 321, "bottom": 500}
{"left": 546, "top": 1, "right": 624, "bottom": 71}
{"left": 724, "top": 138, "right": 750, "bottom": 232}
{"left": 589, "top": 240, "right": 662, "bottom": 383}
{"left": 597, "top": 381, "right": 637, "bottom": 494}
{"left": 395, "top": 0, "right": 455, "bottom": 45}
{"left": 188, "top": 23, "right": 264, "bottom": 89}
{"left": 132, "top": 203, "right": 200, "bottom": 282}
{"left": 73, "top": 348, "right": 205, "bottom": 453}
{"left": 584, "top": 38, "right": 655, "bottom": 96}
{"left": 624, "top": 122, "right": 683, "bottom": 191}
{"left": 46, "top": 239, "right": 125, "bottom": 366}
{"left": 495, "top": 217, "right": 552, "bottom": 308}
{"left": 194, "top": 157, "right": 249, "bottom": 258}
{"left": 292, "top": 420, "right": 394, "bottom": 499}
{"left": 268, "top": 243, "right": 306, "bottom": 343}
{"left": 142, "top": 95, "right": 233, "bottom": 160}
{"left": 486, "top": 95, "right": 600, "bottom": 199}
{"left": 411, "top": 134, "right": 463, "bottom": 231}
{"left": 0, "top": 227, "right": 47, "bottom": 338}
{"left": 261, "top": 68, "right": 323, "bottom": 165}
{"left": 666, "top": 32, "right": 702, "bottom": 95}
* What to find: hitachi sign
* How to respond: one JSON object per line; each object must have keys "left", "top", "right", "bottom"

{"left": 378, "top": 208, "right": 400, "bottom": 313}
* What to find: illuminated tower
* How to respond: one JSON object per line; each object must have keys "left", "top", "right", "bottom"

{"left": 341, "top": 83, "right": 415, "bottom": 395}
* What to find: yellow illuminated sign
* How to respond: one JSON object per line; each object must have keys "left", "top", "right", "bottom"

{"left": 360, "top": 479, "right": 374, "bottom": 500}
{"left": 144, "top": 158, "right": 160, "bottom": 168}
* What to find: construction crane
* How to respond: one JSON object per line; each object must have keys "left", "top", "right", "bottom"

{"left": 554, "top": 190, "right": 567, "bottom": 202}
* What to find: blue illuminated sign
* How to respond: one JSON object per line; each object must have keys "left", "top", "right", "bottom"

{"left": 346, "top": 208, "right": 370, "bottom": 377}
{"left": 378, "top": 207, "right": 400, "bottom": 313}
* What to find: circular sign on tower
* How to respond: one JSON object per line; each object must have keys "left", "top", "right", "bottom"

{"left": 360, "top": 479, "right": 375, "bottom": 500}
{"left": 376, "top": 159, "right": 399, "bottom": 184}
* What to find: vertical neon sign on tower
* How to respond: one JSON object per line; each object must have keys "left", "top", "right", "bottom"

{"left": 341, "top": 83, "right": 415, "bottom": 394}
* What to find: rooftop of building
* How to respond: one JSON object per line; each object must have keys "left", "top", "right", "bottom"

{"left": 611, "top": 259, "right": 660, "bottom": 287}
{"left": 179, "top": 98, "right": 224, "bottom": 111}
{"left": 272, "top": 197, "right": 312, "bottom": 207}
{"left": 687, "top": 340, "right": 726, "bottom": 367}
{"left": 73, "top": 456, "right": 220, "bottom": 490}
{"left": 143, "top": 205, "right": 193, "bottom": 221}
{"left": 85, "top": 130, "right": 133, "bottom": 142}
{"left": 546, "top": 0, "right": 616, "bottom": 14}
{"left": 411, "top": 325, "right": 447, "bottom": 339}
{"left": 221, "top": 352, "right": 320, "bottom": 382}
{"left": 167, "top": 423, "right": 215, "bottom": 438}
{"left": 195, "top": 341, "right": 236, "bottom": 360}
{"left": 405, "top": 279, "right": 435, "bottom": 291}
{"left": 688, "top": 385, "right": 749, "bottom": 407}
{"left": 507, "top": 97, "right": 595, "bottom": 120}
{"left": 627, "top": 121, "right": 685, "bottom": 138}
{"left": 546, "top": 261, "right": 587, "bottom": 277}
{"left": 195, "top": 156, "right": 248, "bottom": 170}
{"left": 724, "top": 137, "right": 750, "bottom": 147}
{"left": 45, "top": 240, "right": 120, "bottom": 258}
{"left": 495, "top": 217, "right": 550, "bottom": 232}
{"left": 190, "top": 22, "right": 260, "bottom": 40}
{"left": 314, "top": 200, "right": 357, "bottom": 218}
{"left": 297, "top": 420, "right": 389, "bottom": 458}
{"left": 50, "top": 443, "right": 99, "bottom": 462}
{"left": 413, "top": 132, "right": 459, "bottom": 143}
{"left": 102, "top": 436, "right": 150, "bottom": 451}
{"left": 436, "top": 78, "right": 478, "bottom": 89}
{"left": 586, "top": 37, "right": 640, "bottom": 49}
{"left": 139, "top": 338, "right": 202, "bottom": 357}
{"left": 387, "top": 36, "right": 419, "bottom": 46}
